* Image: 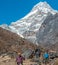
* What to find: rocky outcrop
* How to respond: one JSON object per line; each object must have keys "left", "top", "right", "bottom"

{"left": 36, "top": 13, "right": 58, "bottom": 47}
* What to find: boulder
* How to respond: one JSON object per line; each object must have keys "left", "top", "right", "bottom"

{"left": 22, "top": 49, "right": 33, "bottom": 59}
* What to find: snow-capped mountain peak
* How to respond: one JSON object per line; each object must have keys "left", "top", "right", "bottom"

{"left": 33, "top": 1, "right": 52, "bottom": 10}
{"left": 19, "top": 1, "right": 57, "bottom": 20}
{"left": 0, "top": 1, "right": 58, "bottom": 45}
{"left": 32, "top": 1, "right": 57, "bottom": 14}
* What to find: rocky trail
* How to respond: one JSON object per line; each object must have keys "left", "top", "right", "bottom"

{"left": 0, "top": 26, "right": 58, "bottom": 65}
{"left": 0, "top": 55, "right": 58, "bottom": 65}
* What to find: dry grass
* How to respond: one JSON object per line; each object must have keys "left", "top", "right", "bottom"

{"left": 54, "top": 59, "right": 58, "bottom": 65}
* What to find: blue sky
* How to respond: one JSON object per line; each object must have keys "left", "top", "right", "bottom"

{"left": 0, "top": 0, "right": 58, "bottom": 25}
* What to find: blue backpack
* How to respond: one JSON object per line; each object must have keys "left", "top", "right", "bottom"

{"left": 43, "top": 53, "right": 49, "bottom": 59}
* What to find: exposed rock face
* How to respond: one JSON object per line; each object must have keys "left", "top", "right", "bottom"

{"left": 36, "top": 13, "right": 58, "bottom": 47}
{"left": 22, "top": 49, "right": 33, "bottom": 59}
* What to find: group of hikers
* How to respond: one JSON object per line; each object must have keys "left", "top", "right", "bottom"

{"left": 33, "top": 48, "right": 49, "bottom": 65}
{"left": 16, "top": 48, "right": 55, "bottom": 65}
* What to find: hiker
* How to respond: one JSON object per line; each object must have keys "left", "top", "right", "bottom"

{"left": 16, "top": 53, "right": 25, "bottom": 65}
{"left": 35, "top": 48, "right": 41, "bottom": 58}
{"left": 43, "top": 51, "right": 49, "bottom": 65}
{"left": 34, "top": 48, "right": 41, "bottom": 65}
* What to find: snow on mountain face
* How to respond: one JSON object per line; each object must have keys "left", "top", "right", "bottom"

{"left": 0, "top": 24, "right": 8, "bottom": 29}
{"left": 0, "top": 24, "right": 24, "bottom": 38}
{"left": 0, "top": 2, "right": 58, "bottom": 45}
{"left": 8, "top": 2, "right": 57, "bottom": 44}
{"left": 32, "top": 2, "right": 57, "bottom": 14}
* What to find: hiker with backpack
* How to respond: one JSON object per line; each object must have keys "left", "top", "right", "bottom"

{"left": 16, "top": 53, "right": 25, "bottom": 65}
{"left": 34, "top": 48, "right": 41, "bottom": 65}
{"left": 43, "top": 51, "right": 49, "bottom": 65}
{"left": 35, "top": 48, "right": 41, "bottom": 58}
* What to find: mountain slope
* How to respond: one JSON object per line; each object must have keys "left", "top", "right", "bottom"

{"left": 0, "top": 27, "right": 37, "bottom": 55}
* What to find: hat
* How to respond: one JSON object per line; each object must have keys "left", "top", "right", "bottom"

{"left": 18, "top": 53, "right": 21, "bottom": 55}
